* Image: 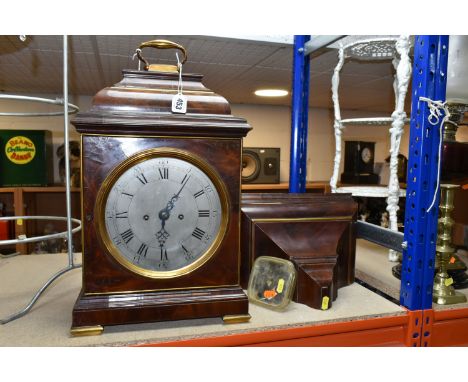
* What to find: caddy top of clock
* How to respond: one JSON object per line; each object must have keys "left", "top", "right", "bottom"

{"left": 72, "top": 40, "right": 251, "bottom": 138}
{"left": 70, "top": 40, "right": 252, "bottom": 335}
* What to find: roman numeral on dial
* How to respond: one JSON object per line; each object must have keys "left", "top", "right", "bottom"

{"left": 115, "top": 211, "right": 128, "bottom": 218}
{"left": 137, "top": 243, "right": 148, "bottom": 258}
{"left": 198, "top": 210, "right": 210, "bottom": 217}
{"left": 193, "top": 190, "right": 204, "bottom": 198}
{"left": 136, "top": 172, "right": 148, "bottom": 184}
{"left": 121, "top": 229, "right": 134, "bottom": 244}
{"left": 159, "top": 167, "right": 169, "bottom": 180}
{"left": 181, "top": 244, "right": 190, "bottom": 255}
{"left": 192, "top": 227, "right": 205, "bottom": 240}
{"left": 181, "top": 244, "right": 194, "bottom": 260}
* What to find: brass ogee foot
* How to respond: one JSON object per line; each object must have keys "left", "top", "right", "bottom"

{"left": 223, "top": 314, "right": 251, "bottom": 324}
{"left": 70, "top": 325, "right": 104, "bottom": 337}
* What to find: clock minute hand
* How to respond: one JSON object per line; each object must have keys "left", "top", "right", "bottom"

{"left": 168, "top": 175, "right": 191, "bottom": 210}
{"left": 166, "top": 174, "right": 191, "bottom": 212}
{"left": 175, "top": 174, "right": 191, "bottom": 199}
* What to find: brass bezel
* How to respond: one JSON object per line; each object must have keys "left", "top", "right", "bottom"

{"left": 95, "top": 147, "right": 230, "bottom": 279}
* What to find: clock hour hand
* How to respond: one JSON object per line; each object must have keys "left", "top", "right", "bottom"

{"left": 156, "top": 218, "right": 170, "bottom": 247}
{"left": 156, "top": 204, "right": 170, "bottom": 245}
{"left": 155, "top": 174, "right": 191, "bottom": 246}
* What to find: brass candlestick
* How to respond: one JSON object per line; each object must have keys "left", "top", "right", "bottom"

{"left": 440, "top": 102, "right": 467, "bottom": 272}
{"left": 442, "top": 102, "right": 466, "bottom": 142}
{"left": 433, "top": 184, "right": 467, "bottom": 305}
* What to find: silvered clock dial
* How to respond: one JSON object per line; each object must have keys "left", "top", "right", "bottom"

{"left": 97, "top": 148, "right": 229, "bottom": 278}
{"left": 361, "top": 147, "right": 372, "bottom": 164}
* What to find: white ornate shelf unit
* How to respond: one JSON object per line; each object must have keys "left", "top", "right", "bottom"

{"left": 330, "top": 36, "right": 412, "bottom": 261}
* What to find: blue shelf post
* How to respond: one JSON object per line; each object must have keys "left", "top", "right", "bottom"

{"left": 289, "top": 35, "right": 311, "bottom": 193}
{"left": 400, "top": 36, "right": 449, "bottom": 310}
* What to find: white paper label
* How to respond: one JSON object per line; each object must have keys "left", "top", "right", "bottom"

{"left": 172, "top": 94, "right": 187, "bottom": 114}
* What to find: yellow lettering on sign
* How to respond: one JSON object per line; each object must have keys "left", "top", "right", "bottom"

{"left": 5, "top": 136, "right": 36, "bottom": 165}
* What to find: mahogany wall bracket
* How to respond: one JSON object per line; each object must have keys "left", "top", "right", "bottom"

{"left": 241, "top": 193, "right": 357, "bottom": 310}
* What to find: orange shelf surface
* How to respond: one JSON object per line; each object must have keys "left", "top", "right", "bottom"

{"left": 137, "top": 313, "right": 417, "bottom": 347}
{"left": 430, "top": 307, "right": 468, "bottom": 346}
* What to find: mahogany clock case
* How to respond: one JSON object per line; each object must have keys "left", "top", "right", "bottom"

{"left": 79, "top": 135, "right": 243, "bottom": 293}
{"left": 70, "top": 68, "right": 252, "bottom": 330}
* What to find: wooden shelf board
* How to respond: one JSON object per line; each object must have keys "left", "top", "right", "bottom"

{"left": 1, "top": 187, "right": 80, "bottom": 193}
{"left": 0, "top": 252, "right": 406, "bottom": 346}
{"left": 355, "top": 238, "right": 468, "bottom": 346}
{"left": 21, "top": 186, "right": 81, "bottom": 193}
{"left": 242, "top": 182, "right": 330, "bottom": 192}
{"left": 0, "top": 188, "right": 17, "bottom": 193}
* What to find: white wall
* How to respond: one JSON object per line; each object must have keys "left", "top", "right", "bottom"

{"left": 457, "top": 125, "right": 468, "bottom": 142}
{"left": 232, "top": 104, "right": 411, "bottom": 182}
{"left": 5, "top": 93, "right": 465, "bottom": 185}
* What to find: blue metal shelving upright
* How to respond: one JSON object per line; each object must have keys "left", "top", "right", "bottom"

{"left": 290, "top": 35, "right": 449, "bottom": 311}
{"left": 289, "top": 35, "right": 311, "bottom": 193}
{"left": 400, "top": 36, "right": 449, "bottom": 310}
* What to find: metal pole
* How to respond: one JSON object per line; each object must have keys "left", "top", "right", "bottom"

{"left": 303, "top": 35, "right": 346, "bottom": 56}
{"left": 0, "top": 94, "right": 79, "bottom": 116}
{"left": 400, "top": 36, "right": 449, "bottom": 310}
{"left": 0, "top": 34, "right": 82, "bottom": 325}
{"left": 63, "top": 35, "right": 75, "bottom": 267}
{"left": 289, "top": 35, "right": 311, "bottom": 193}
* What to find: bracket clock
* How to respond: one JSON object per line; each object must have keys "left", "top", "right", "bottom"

{"left": 70, "top": 40, "right": 252, "bottom": 336}
{"left": 341, "top": 141, "right": 379, "bottom": 184}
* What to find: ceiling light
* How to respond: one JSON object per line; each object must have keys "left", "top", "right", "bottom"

{"left": 254, "top": 89, "right": 288, "bottom": 97}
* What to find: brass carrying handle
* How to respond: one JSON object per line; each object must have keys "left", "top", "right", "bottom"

{"left": 136, "top": 39, "right": 187, "bottom": 71}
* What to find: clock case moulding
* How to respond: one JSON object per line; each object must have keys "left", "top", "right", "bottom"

{"left": 70, "top": 68, "right": 252, "bottom": 334}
